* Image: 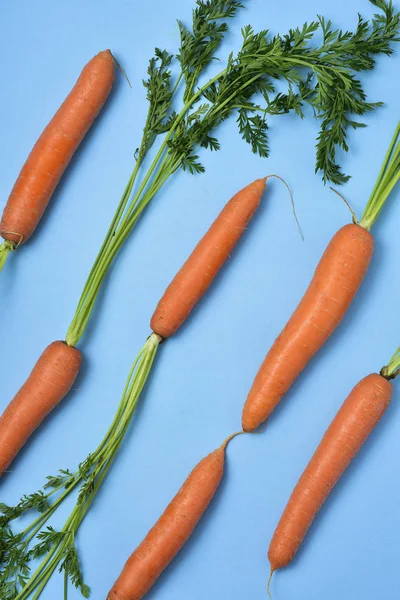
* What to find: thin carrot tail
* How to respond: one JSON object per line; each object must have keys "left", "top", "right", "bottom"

{"left": 0, "top": 240, "right": 15, "bottom": 271}
{"left": 221, "top": 430, "right": 244, "bottom": 450}
{"left": 267, "top": 569, "right": 274, "bottom": 599}
{"left": 265, "top": 174, "right": 303, "bottom": 240}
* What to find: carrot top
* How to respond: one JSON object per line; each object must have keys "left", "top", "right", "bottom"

{"left": 0, "top": 240, "right": 15, "bottom": 271}
{"left": 360, "top": 121, "right": 400, "bottom": 231}
{"left": 65, "top": 1, "right": 400, "bottom": 347}
{"left": 381, "top": 344, "right": 400, "bottom": 380}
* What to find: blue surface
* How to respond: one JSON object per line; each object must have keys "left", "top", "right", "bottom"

{"left": 1, "top": 1, "right": 400, "bottom": 599}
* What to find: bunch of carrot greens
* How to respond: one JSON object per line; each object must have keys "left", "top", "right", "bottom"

{"left": 1, "top": 1, "right": 400, "bottom": 599}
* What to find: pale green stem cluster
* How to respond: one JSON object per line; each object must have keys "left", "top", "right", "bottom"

{"left": 381, "top": 345, "right": 400, "bottom": 380}
{"left": 13, "top": 333, "right": 160, "bottom": 600}
{"left": 360, "top": 121, "right": 400, "bottom": 231}
{"left": 0, "top": 240, "right": 15, "bottom": 271}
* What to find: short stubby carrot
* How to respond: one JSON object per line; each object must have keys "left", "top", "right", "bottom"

{"left": 151, "top": 178, "right": 267, "bottom": 338}
{"left": 0, "top": 341, "right": 82, "bottom": 476}
{"left": 268, "top": 373, "right": 392, "bottom": 573}
{"left": 107, "top": 433, "right": 240, "bottom": 600}
{"left": 0, "top": 50, "right": 114, "bottom": 249}
{"left": 242, "top": 223, "right": 374, "bottom": 431}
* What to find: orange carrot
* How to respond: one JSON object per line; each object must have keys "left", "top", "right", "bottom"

{"left": 268, "top": 373, "right": 392, "bottom": 577}
{"left": 151, "top": 177, "right": 267, "bottom": 338}
{"left": 242, "top": 223, "right": 374, "bottom": 431}
{"left": 0, "top": 50, "right": 114, "bottom": 252}
{"left": 0, "top": 177, "right": 268, "bottom": 474}
{"left": 107, "top": 433, "right": 241, "bottom": 600}
{"left": 0, "top": 341, "right": 82, "bottom": 476}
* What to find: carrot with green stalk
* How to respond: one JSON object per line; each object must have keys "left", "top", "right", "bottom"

{"left": 242, "top": 121, "right": 400, "bottom": 432}
{"left": 0, "top": 175, "right": 283, "bottom": 598}
{"left": 0, "top": 50, "right": 115, "bottom": 270}
{"left": 1, "top": 0, "right": 398, "bottom": 473}
{"left": 267, "top": 346, "right": 400, "bottom": 594}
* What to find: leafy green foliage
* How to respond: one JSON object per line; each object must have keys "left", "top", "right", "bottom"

{"left": 140, "top": 48, "right": 176, "bottom": 159}
{"left": 178, "top": 0, "right": 243, "bottom": 100}
{"left": 171, "top": 1, "right": 399, "bottom": 184}
{"left": 59, "top": 544, "right": 90, "bottom": 598}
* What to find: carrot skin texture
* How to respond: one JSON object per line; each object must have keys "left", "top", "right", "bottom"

{"left": 268, "top": 373, "right": 392, "bottom": 572}
{"left": 242, "top": 224, "right": 374, "bottom": 431}
{"left": 0, "top": 341, "right": 82, "bottom": 475}
{"left": 0, "top": 50, "right": 115, "bottom": 245}
{"left": 150, "top": 177, "right": 267, "bottom": 338}
{"left": 107, "top": 447, "right": 226, "bottom": 600}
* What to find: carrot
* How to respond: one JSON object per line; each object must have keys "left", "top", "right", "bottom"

{"left": 0, "top": 49, "right": 115, "bottom": 269}
{"left": 242, "top": 121, "right": 400, "bottom": 432}
{"left": 242, "top": 223, "right": 373, "bottom": 431}
{"left": 0, "top": 177, "right": 269, "bottom": 475}
{"left": 107, "top": 433, "right": 241, "bottom": 600}
{"left": 0, "top": 341, "right": 82, "bottom": 476}
{"left": 267, "top": 373, "right": 392, "bottom": 580}
{"left": 151, "top": 177, "right": 267, "bottom": 338}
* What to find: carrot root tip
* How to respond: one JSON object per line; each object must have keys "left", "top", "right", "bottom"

{"left": 0, "top": 240, "right": 16, "bottom": 271}
{"left": 265, "top": 174, "right": 303, "bottom": 241}
{"left": 267, "top": 569, "right": 274, "bottom": 599}
{"left": 221, "top": 430, "right": 244, "bottom": 450}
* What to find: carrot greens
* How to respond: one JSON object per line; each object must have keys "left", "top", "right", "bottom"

{"left": 66, "top": 0, "right": 400, "bottom": 347}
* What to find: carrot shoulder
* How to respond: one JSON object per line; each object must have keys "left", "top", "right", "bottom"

{"left": 0, "top": 49, "right": 115, "bottom": 248}
{"left": 242, "top": 223, "right": 374, "bottom": 431}
{"left": 268, "top": 373, "right": 392, "bottom": 573}
{"left": 0, "top": 341, "right": 82, "bottom": 476}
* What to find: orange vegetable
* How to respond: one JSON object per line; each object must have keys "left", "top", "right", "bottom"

{"left": 107, "top": 433, "right": 240, "bottom": 600}
{"left": 0, "top": 341, "right": 82, "bottom": 475}
{"left": 268, "top": 374, "right": 392, "bottom": 576}
{"left": 242, "top": 223, "right": 374, "bottom": 431}
{"left": 0, "top": 50, "right": 114, "bottom": 254}
{"left": 151, "top": 177, "right": 267, "bottom": 338}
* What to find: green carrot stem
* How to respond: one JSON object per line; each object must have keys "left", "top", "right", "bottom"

{"left": 381, "top": 345, "right": 400, "bottom": 380}
{"left": 13, "top": 334, "right": 160, "bottom": 598}
{"left": 360, "top": 121, "right": 400, "bottom": 231}
{"left": 0, "top": 240, "right": 15, "bottom": 271}
{"left": 65, "top": 69, "right": 226, "bottom": 347}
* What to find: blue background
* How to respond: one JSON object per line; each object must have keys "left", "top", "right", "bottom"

{"left": 1, "top": 1, "right": 400, "bottom": 599}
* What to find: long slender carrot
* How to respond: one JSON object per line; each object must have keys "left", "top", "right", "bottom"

{"left": 242, "top": 121, "right": 400, "bottom": 432}
{"left": 0, "top": 341, "right": 82, "bottom": 476}
{"left": 0, "top": 49, "right": 115, "bottom": 269}
{"left": 0, "top": 177, "right": 269, "bottom": 475}
{"left": 268, "top": 372, "right": 392, "bottom": 579}
{"left": 151, "top": 177, "right": 267, "bottom": 337}
{"left": 107, "top": 433, "right": 241, "bottom": 600}
{"left": 242, "top": 223, "right": 373, "bottom": 431}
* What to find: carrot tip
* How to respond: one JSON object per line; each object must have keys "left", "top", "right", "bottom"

{"left": 265, "top": 174, "right": 303, "bottom": 241}
{"left": 221, "top": 430, "right": 244, "bottom": 450}
{"left": 110, "top": 52, "right": 132, "bottom": 88}
{"left": 329, "top": 186, "right": 359, "bottom": 224}
{"left": 267, "top": 569, "right": 274, "bottom": 599}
